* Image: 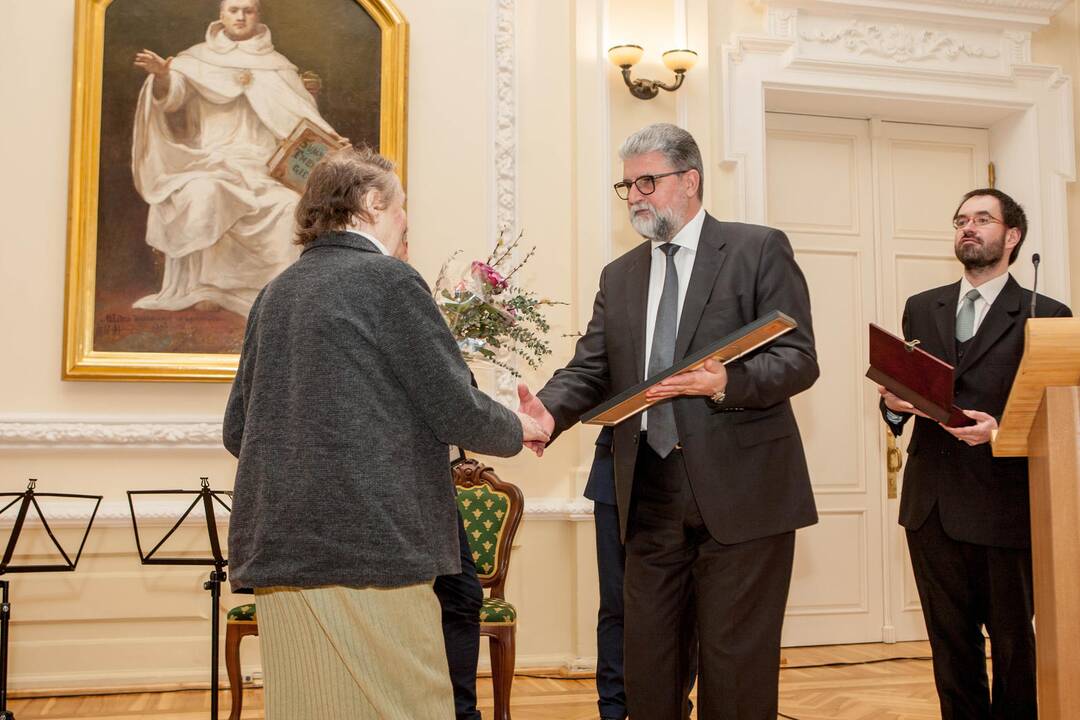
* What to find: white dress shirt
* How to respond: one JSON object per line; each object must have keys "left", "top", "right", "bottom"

{"left": 641, "top": 207, "right": 706, "bottom": 431}
{"left": 957, "top": 271, "right": 1010, "bottom": 337}
{"left": 342, "top": 225, "right": 390, "bottom": 256}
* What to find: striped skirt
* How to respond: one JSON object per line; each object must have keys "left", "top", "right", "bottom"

{"left": 254, "top": 583, "right": 454, "bottom": 719}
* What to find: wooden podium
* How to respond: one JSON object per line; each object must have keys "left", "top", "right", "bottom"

{"left": 993, "top": 318, "right": 1080, "bottom": 719}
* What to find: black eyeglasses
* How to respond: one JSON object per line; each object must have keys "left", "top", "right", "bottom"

{"left": 613, "top": 170, "right": 688, "bottom": 200}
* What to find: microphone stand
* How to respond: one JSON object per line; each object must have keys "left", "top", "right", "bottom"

{"left": 1029, "top": 253, "right": 1041, "bottom": 319}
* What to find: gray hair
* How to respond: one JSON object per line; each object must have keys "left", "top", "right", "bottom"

{"left": 619, "top": 123, "right": 704, "bottom": 200}
{"left": 294, "top": 147, "right": 399, "bottom": 247}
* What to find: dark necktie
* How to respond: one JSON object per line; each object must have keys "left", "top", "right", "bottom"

{"left": 647, "top": 243, "right": 680, "bottom": 457}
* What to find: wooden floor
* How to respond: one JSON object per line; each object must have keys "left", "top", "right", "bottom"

{"left": 7, "top": 641, "right": 949, "bottom": 719}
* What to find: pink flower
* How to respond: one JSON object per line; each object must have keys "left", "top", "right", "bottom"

{"left": 471, "top": 261, "right": 508, "bottom": 290}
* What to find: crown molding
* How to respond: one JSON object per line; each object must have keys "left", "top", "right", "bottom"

{"left": 762, "top": 0, "right": 1070, "bottom": 30}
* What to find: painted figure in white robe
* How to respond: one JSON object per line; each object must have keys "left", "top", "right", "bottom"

{"left": 132, "top": 0, "right": 340, "bottom": 315}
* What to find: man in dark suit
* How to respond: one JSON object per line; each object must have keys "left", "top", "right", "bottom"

{"left": 584, "top": 427, "right": 628, "bottom": 720}
{"left": 587, "top": 426, "right": 697, "bottom": 720}
{"left": 879, "top": 188, "right": 1071, "bottom": 720}
{"left": 434, "top": 517, "right": 485, "bottom": 720}
{"left": 519, "top": 123, "right": 819, "bottom": 719}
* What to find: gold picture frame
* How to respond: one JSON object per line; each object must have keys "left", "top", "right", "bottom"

{"left": 64, "top": 0, "right": 408, "bottom": 381}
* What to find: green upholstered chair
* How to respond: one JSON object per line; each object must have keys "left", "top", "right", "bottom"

{"left": 452, "top": 457, "right": 524, "bottom": 720}
{"left": 225, "top": 602, "right": 258, "bottom": 720}
{"left": 224, "top": 458, "right": 523, "bottom": 720}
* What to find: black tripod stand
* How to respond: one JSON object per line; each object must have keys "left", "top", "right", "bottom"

{"left": 0, "top": 480, "right": 102, "bottom": 720}
{"left": 128, "top": 478, "right": 231, "bottom": 719}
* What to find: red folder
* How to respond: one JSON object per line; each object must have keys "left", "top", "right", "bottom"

{"left": 865, "top": 323, "right": 974, "bottom": 428}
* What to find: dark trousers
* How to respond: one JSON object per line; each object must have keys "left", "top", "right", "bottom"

{"left": 906, "top": 506, "right": 1037, "bottom": 720}
{"left": 624, "top": 441, "right": 794, "bottom": 720}
{"left": 434, "top": 511, "right": 485, "bottom": 720}
{"left": 594, "top": 500, "right": 628, "bottom": 719}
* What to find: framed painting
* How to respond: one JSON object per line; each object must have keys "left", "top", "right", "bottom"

{"left": 64, "top": 0, "right": 408, "bottom": 381}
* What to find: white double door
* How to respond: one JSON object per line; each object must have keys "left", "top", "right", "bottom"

{"left": 765, "top": 112, "right": 990, "bottom": 646}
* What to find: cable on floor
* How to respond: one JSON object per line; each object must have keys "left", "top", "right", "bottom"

{"left": 781, "top": 654, "right": 933, "bottom": 670}
{"left": 775, "top": 654, "right": 935, "bottom": 720}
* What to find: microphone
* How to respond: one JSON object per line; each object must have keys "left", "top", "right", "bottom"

{"left": 1030, "top": 253, "right": 1040, "bottom": 319}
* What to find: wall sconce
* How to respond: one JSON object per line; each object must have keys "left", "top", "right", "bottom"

{"left": 608, "top": 45, "right": 698, "bottom": 100}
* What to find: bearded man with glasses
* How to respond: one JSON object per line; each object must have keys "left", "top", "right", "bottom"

{"left": 878, "top": 188, "right": 1071, "bottom": 719}
{"left": 516, "top": 123, "right": 820, "bottom": 719}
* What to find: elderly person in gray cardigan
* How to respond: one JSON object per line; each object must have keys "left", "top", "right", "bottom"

{"left": 223, "top": 147, "right": 548, "bottom": 720}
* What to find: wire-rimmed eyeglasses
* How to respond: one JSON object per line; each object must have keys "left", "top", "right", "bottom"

{"left": 952, "top": 214, "right": 1003, "bottom": 230}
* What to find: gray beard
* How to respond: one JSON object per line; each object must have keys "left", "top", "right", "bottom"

{"left": 629, "top": 205, "right": 678, "bottom": 242}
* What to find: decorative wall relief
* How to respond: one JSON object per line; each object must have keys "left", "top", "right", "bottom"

{"left": 800, "top": 21, "right": 1000, "bottom": 64}
{"left": 492, "top": 0, "right": 520, "bottom": 405}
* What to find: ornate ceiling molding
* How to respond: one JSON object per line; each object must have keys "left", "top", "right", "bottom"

{"left": 911, "top": 0, "right": 1067, "bottom": 14}
{"left": 763, "top": 0, "right": 1069, "bottom": 29}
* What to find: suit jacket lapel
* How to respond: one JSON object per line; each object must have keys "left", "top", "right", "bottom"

{"left": 625, "top": 245, "right": 652, "bottom": 383}
{"left": 674, "top": 215, "right": 727, "bottom": 361}
{"left": 956, "top": 275, "right": 1023, "bottom": 376}
{"left": 930, "top": 282, "right": 961, "bottom": 367}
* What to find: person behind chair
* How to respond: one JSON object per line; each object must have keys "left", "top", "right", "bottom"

{"left": 587, "top": 426, "right": 698, "bottom": 720}
{"left": 223, "top": 147, "right": 549, "bottom": 720}
{"left": 586, "top": 427, "right": 627, "bottom": 720}
{"left": 395, "top": 215, "right": 486, "bottom": 720}
{"left": 878, "top": 188, "right": 1070, "bottom": 719}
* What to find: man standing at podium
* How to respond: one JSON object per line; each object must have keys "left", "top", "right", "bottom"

{"left": 879, "top": 188, "right": 1071, "bottom": 720}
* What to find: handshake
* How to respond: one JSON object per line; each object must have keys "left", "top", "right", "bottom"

{"left": 509, "top": 358, "right": 730, "bottom": 457}
{"left": 513, "top": 383, "right": 556, "bottom": 457}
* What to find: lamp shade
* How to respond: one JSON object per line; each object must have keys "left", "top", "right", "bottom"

{"left": 608, "top": 44, "right": 644, "bottom": 68}
{"left": 662, "top": 49, "right": 698, "bottom": 73}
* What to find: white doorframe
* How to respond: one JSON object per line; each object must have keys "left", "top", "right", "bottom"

{"left": 720, "top": 0, "right": 1074, "bottom": 303}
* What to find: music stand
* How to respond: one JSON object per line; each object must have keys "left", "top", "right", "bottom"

{"left": 0, "top": 479, "right": 102, "bottom": 720}
{"left": 127, "top": 478, "right": 232, "bottom": 720}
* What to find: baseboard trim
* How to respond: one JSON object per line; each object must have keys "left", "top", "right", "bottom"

{"left": 8, "top": 654, "right": 600, "bottom": 695}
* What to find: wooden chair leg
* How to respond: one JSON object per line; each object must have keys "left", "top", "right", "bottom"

{"left": 225, "top": 622, "right": 257, "bottom": 720}
{"left": 486, "top": 624, "right": 516, "bottom": 720}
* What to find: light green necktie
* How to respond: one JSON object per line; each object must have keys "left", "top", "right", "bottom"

{"left": 955, "top": 289, "right": 981, "bottom": 342}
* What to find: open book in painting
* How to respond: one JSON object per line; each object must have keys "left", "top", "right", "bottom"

{"left": 267, "top": 119, "right": 349, "bottom": 193}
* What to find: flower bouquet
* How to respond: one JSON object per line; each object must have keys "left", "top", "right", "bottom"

{"left": 433, "top": 230, "right": 562, "bottom": 377}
